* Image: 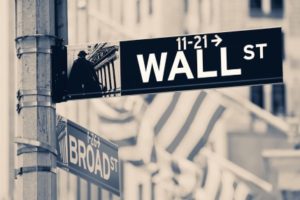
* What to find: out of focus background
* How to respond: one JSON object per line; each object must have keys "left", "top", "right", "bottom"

{"left": 1, "top": 0, "right": 300, "bottom": 199}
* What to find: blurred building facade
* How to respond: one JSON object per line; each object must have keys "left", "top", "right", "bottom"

{"left": 1, "top": 0, "right": 300, "bottom": 200}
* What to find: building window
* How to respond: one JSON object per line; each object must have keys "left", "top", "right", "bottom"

{"left": 249, "top": 0, "right": 283, "bottom": 18}
{"left": 250, "top": 85, "right": 264, "bottom": 108}
{"left": 272, "top": 84, "right": 286, "bottom": 116}
{"left": 272, "top": 0, "right": 283, "bottom": 10}
{"left": 138, "top": 184, "right": 143, "bottom": 200}
{"left": 184, "top": 0, "right": 189, "bottom": 14}
{"left": 137, "top": 0, "right": 141, "bottom": 23}
{"left": 250, "top": 0, "right": 262, "bottom": 10}
{"left": 149, "top": 0, "right": 153, "bottom": 15}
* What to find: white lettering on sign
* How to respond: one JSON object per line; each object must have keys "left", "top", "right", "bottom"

{"left": 197, "top": 49, "right": 217, "bottom": 78}
{"left": 95, "top": 150, "right": 103, "bottom": 177}
{"left": 137, "top": 53, "right": 167, "bottom": 83}
{"left": 243, "top": 43, "right": 268, "bottom": 60}
{"left": 69, "top": 135, "right": 78, "bottom": 164}
{"left": 136, "top": 47, "right": 241, "bottom": 83}
{"left": 78, "top": 139, "right": 87, "bottom": 169}
{"left": 87, "top": 145, "right": 95, "bottom": 172}
{"left": 168, "top": 51, "right": 194, "bottom": 81}
{"left": 69, "top": 135, "right": 118, "bottom": 180}
{"left": 221, "top": 47, "right": 241, "bottom": 76}
{"left": 256, "top": 43, "right": 267, "bottom": 59}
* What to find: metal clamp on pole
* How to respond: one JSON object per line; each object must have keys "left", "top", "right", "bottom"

{"left": 14, "top": 137, "right": 58, "bottom": 156}
{"left": 16, "top": 101, "right": 55, "bottom": 113}
{"left": 15, "top": 166, "right": 57, "bottom": 179}
{"left": 16, "top": 47, "right": 52, "bottom": 58}
{"left": 15, "top": 34, "right": 62, "bottom": 42}
{"left": 17, "top": 89, "right": 51, "bottom": 100}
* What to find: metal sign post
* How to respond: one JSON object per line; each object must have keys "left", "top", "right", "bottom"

{"left": 15, "top": 0, "right": 58, "bottom": 199}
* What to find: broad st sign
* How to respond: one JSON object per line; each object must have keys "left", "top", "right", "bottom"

{"left": 52, "top": 27, "right": 283, "bottom": 102}
{"left": 56, "top": 115, "right": 120, "bottom": 195}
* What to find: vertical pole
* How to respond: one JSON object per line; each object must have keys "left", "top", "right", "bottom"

{"left": 15, "top": 0, "right": 57, "bottom": 199}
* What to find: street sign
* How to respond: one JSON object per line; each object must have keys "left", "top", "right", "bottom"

{"left": 56, "top": 115, "right": 120, "bottom": 195}
{"left": 52, "top": 27, "right": 283, "bottom": 102}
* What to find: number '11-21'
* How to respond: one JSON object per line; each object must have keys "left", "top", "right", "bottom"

{"left": 176, "top": 35, "right": 208, "bottom": 51}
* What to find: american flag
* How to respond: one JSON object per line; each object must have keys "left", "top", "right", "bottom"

{"left": 137, "top": 90, "right": 226, "bottom": 163}
{"left": 93, "top": 90, "right": 225, "bottom": 165}
{"left": 92, "top": 91, "right": 269, "bottom": 200}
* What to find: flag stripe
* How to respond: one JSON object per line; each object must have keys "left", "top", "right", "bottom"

{"left": 156, "top": 92, "right": 202, "bottom": 148}
{"left": 103, "top": 101, "right": 128, "bottom": 114}
{"left": 129, "top": 160, "right": 146, "bottom": 166}
{"left": 154, "top": 92, "right": 181, "bottom": 136}
{"left": 112, "top": 136, "right": 137, "bottom": 147}
{"left": 166, "top": 92, "right": 207, "bottom": 153}
{"left": 173, "top": 97, "right": 218, "bottom": 157}
{"left": 97, "top": 116, "right": 138, "bottom": 140}
{"left": 99, "top": 115, "right": 134, "bottom": 124}
{"left": 92, "top": 100, "right": 129, "bottom": 119}
{"left": 187, "top": 105, "right": 225, "bottom": 160}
